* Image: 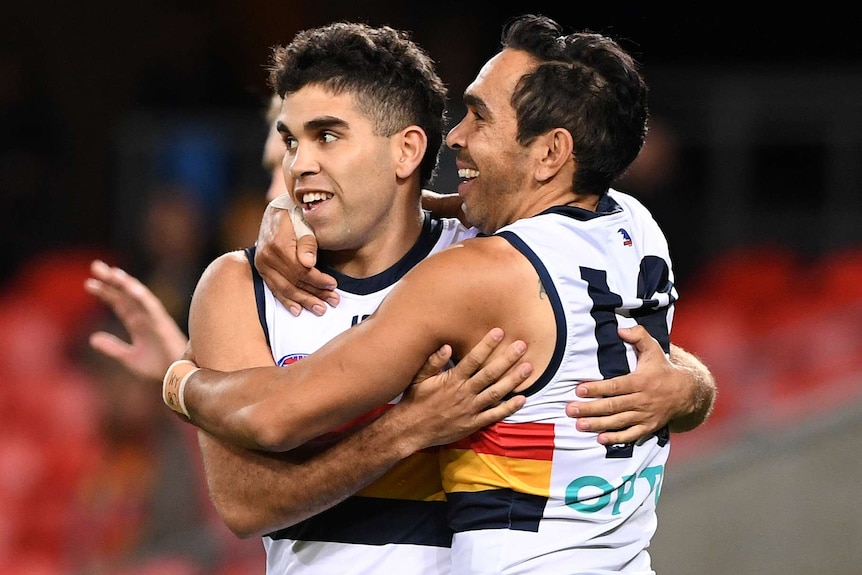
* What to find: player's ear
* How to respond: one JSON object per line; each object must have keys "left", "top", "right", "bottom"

{"left": 393, "top": 125, "right": 427, "bottom": 179}
{"left": 534, "top": 128, "right": 574, "bottom": 183}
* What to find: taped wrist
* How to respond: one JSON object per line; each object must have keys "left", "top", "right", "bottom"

{"left": 163, "top": 359, "right": 199, "bottom": 418}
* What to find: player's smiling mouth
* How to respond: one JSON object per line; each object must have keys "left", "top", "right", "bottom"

{"left": 301, "top": 191, "right": 334, "bottom": 210}
{"left": 458, "top": 168, "right": 480, "bottom": 181}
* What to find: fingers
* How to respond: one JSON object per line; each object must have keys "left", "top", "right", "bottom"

{"left": 412, "top": 345, "right": 453, "bottom": 384}
{"left": 87, "top": 259, "right": 153, "bottom": 314}
{"left": 472, "top": 358, "right": 532, "bottom": 408}
{"left": 289, "top": 206, "right": 314, "bottom": 239}
{"left": 596, "top": 426, "right": 649, "bottom": 446}
{"left": 575, "top": 377, "right": 622, "bottom": 401}
{"left": 253, "top": 219, "right": 340, "bottom": 316}
{"left": 447, "top": 328, "right": 531, "bottom": 398}
{"left": 88, "top": 331, "right": 131, "bottom": 362}
{"left": 456, "top": 331, "right": 532, "bottom": 414}
{"left": 265, "top": 274, "right": 340, "bottom": 317}
{"left": 567, "top": 400, "right": 645, "bottom": 444}
{"left": 296, "top": 268, "right": 339, "bottom": 300}
{"left": 446, "top": 328, "right": 505, "bottom": 380}
{"left": 468, "top": 340, "right": 530, "bottom": 396}
{"left": 618, "top": 325, "right": 660, "bottom": 357}
{"left": 471, "top": 395, "right": 527, "bottom": 429}
{"left": 294, "top": 234, "right": 319, "bottom": 269}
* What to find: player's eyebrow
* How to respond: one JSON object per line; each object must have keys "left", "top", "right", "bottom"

{"left": 304, "top": 116, "right": 349, "bottom": 132}
{"left": 463, "top": 93, "right": 491, "bottom": 120}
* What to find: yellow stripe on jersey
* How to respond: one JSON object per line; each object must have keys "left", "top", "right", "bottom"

{"left": 441, "top": 422, "right": 556, "bottom": 497}
{"left": 358, "top": 449, "right": 446, "bottom": 501}
{"left": 441, "top": 449, "right": 552, "bottom": 497}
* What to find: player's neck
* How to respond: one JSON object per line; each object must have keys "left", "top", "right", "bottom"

{"left": 319, "top": 207, "right": 425, "bottom": 279}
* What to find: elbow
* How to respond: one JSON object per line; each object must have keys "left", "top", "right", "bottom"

{"left": 250, "top": 428, "right": 296, "bottom": 453}
{"left": 238, "top": 406, "right": 307, "bottom": 452}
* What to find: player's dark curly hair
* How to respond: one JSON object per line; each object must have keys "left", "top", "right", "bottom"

{"left": 501, "top": 14, "right": 648, "bottom": 196}
{"left": 268, "top": 22, "right": 448, "bottom": 187}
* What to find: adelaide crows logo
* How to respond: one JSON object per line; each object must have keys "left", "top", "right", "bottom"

{"left": 277, "top": 353, "right": 307, "bottom": 366}
{"left": 617, "top": 228, "right": 633, "bottom": 246}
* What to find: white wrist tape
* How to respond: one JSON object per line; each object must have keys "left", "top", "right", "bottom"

{"left": 268, "top": 193, "right": 314, "bottom": 238}
{"left": 163, "top": 359, "right": 199, "bottom": 418}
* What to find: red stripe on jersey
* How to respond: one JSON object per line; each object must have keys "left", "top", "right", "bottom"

{"left": 449, "top": 421, "right": 555, "bottom": 461}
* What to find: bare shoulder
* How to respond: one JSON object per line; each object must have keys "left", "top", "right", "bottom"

{"left": 388, "top": 233, "right": 533, "bottom": 329}
{"left": 198, "top": 250, "right": 252, "bottom": 287}
{"left": 415, "top": 234, "right": 520, "bottom": 275}
{"left": 192, "top": 251, "right": 253, "bottom": 305}
{"left": 409, "top": 235, "right": 528, "bottom": 291}
{"left": 190, "top": 250, "right": 270, "bottom": 368}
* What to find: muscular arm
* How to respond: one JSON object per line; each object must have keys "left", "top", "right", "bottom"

{"left": 181, "top": 238, "right": 529, "bottom": 452}
{"left": 251, "top": 208, "right": 711, "bottom": 444}
{"left": 203, "top": 335, "right": 528, "bottom": 537}
{"left": 182, "top": 236, "right": 710, "bottom": 456}
{"left": 188, "top": 250, "right": 529, "bottom": 536}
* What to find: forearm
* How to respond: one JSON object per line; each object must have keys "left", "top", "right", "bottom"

{"left": 421, "top": 190, "right": 468, "bottom": 224}
{"left": 197, "top": 408, "right": 419, "bottom": 538}
{"left": 667, "top": 343, "right": 716, "bottom": 432}
{"left": 178, "top": 358, "right": 400, "bottom": 452}
{"left": 182, "top": 365, "right": 293, "bottom": 451}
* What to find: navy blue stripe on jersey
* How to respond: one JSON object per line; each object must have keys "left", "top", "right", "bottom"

{"left": 580, "top": 267, "right": 631, "bottom": 380}
{"left": 631, "top": 255, "right": 674, "bottom": 353}
{"left": 541, "top": 194, "right": 624, "bottom": 221}
{"left": 318, "top": 211, "right": 444, "bottom": 295}
{"left": 244, "top": 246, "right": 270, "bottom": 348}
{"left": 446, "top": 489, "right": 547, "bottom": 533}
{"left": 266, "top": 495, "right": 452, "bottom": 547}
{"left": 496, "top": 230, "right": 566, "bottom": 399}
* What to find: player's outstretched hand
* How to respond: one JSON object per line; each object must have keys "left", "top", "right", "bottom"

{"left": 399, "top": 328, "right": 531, "bottom": 449}
{"left": 255, "top": 194, "right": 340, "bottom": 317}
{"left": 85, "top": 259, "right": 189, "bottom": 381}
{"left": 567, "top": 325, "right": 681, "bottom": 445}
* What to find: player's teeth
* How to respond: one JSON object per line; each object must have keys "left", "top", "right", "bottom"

{"left": 302, "top": 192, "right": 333, "bottom": 203}
{"left": 458, "top": 169, "right": 480, "bottom": 179}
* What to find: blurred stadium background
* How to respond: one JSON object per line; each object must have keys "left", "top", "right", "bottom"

{"left": 2, "top": 2, "right": 861, "bottom": 573}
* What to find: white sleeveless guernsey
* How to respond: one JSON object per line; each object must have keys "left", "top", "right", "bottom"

{"left": 249, "top": 212, "right": 477, "bottom": 575}
{"left": 440, "top": 190, "right": 677, "bottom": 575}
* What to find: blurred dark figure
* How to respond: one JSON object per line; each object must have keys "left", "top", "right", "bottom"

{"left": 131, "top": 186, "right": 213, "bottom": 333}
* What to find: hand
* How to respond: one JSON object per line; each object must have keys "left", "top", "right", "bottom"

{"left": 566, "top": 325, "right": 686, "bottom": 445}
{"left": 85, "top": 259, "right": 189, "bottom": 381}
{"left": 255, "top": 195, "right": 340, "bottom": 316}
{"left": 397, "top": 328, "right": 531, "bottom": 449}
